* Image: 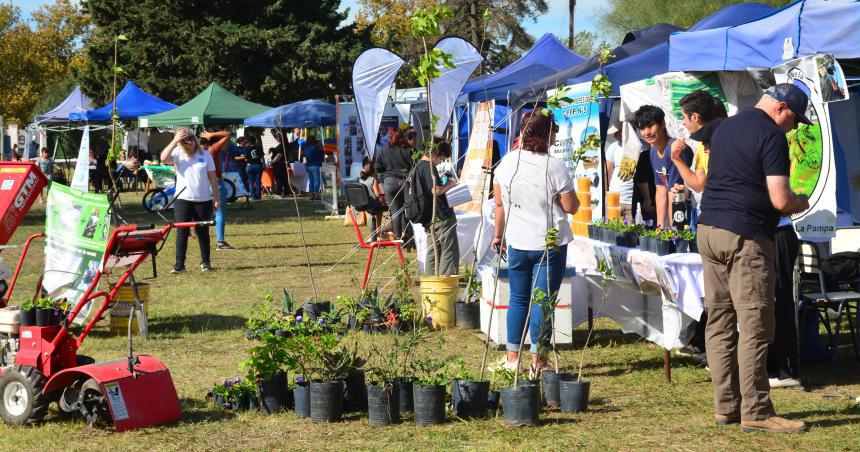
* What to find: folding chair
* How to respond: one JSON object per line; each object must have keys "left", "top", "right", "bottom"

{"left": 343, "top": 183, "right": 405, "bottom": 289}
{"left": 798, "top": 240, "right": 860, "bottom": 364}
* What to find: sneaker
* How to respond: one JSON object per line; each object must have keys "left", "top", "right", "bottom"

{"left": 741, "top": 416, "right": 806, "bottom": 433}
{"left": 769, "top": 376, "right": 801, "bottom": 388}
{"left": 170, "top": 266, "right": 186, "bottom": 274}
{"left": 216, "top": 241, "right": 235, "bottom": 250}
{"left": 676, "top": 344, "right": 704, "bottom": 357}
{"left": 693, "top": 352, "right": 709, "bottom": 367}
{"left": 200, "top": 263, "right": 212, "bottom": 272}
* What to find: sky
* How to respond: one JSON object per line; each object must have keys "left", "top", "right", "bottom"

{"left": 11, "top": 0, "right": 606, "bottom": 45}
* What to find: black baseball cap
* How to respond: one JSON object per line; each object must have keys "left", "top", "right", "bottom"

{"left": 768, "top": 83, "right": 812, "bottom": 125}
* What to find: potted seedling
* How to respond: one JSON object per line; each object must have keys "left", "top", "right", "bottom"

{"left": 533, "top": 288, "right": 562, "bottom": 409}
{"left": 233, "top": 377, "right": 259, "bottom": 412}
{"left": 639, "top": 228, "right": 656, "bottom": 253}
{"left": 676, "top": 227, "right": 697, "bottom": 253}
{"left": 560, "top": 260, "right": 613, "bottom": 413}
{"left": 336, "top": 295, "right": 360, "bottom": 330}
{"left": 19, "top": 299, "right": 36, "bottom": 327}
{"left": 455, "top": 267, "right": 482, "bottom": 329}
{"left": 487, "top": 359, "right": 515, "bottom": 413}
{"left": 449, "top": 358, "right": 489, "bottom": 419}
{"left": 207, "top": 378, "right": 235, "bottom": 411}
{"left": 411, "top": 357, "right": 450, "bottom": 426}
{"left": 653, "top": 228, "right": 676, "bottom": 256}
{"left": 240, "top": 311, "right": 295, "bottom": 415}
{"left": 365, "top": 336, "right": 405, "bottom": 426}
{"left": 302, "top": 296, "right": 332, "bottom": 322}
{"left": 34, "top": 297, "right": 55, "bottom": 326}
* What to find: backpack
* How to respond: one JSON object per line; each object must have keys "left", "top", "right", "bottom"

{"left": 404, "top": 162, "right": 432, "bottom": 225}
{"left": 821, "top": 251, "right": 860, "bottom": 282}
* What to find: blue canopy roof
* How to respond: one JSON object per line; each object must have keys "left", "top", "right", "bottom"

{"left": 604, "top": 2, "right": 776, "bottom": 94}
{"left": 244, "top": 99, "right": 336, "bottom": 128}
{"left": 34, "top": 85, "right": 93, "bottom": 124}
{"left": 670, "top": 0, "right": 860, "bottom": 72}
{"left": 509, "top": 23, "right": 683, "bottom": 106}
{"left": 69, "top": 81, "right": 176, "bottom": 122}
{"left": 459, "top": 34, "right": 585, "bottom": 103}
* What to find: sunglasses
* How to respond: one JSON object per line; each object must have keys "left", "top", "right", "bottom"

{"left": 181, "top": 137, "right": 196, "bottom": 144}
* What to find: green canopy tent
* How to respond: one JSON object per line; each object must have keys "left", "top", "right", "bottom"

{"left": 138, "top": 82, "right": 271, "bottom": 127}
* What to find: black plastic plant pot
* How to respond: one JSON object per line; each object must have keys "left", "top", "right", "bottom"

{"left": 343, "top": 370, "right": 368, "bottom": 412}
{"left": 310, "top": 380, "right": 344, "bottom": 423}
{"left": 51, "top": 308, "right": 63, "bottom": 325}
{"left": 413, "top": 384, "right": 446, "bottom": 425}
{"left": 559, "top": 375, "right": 590, "bottom": 413}
{"left": 500, "top": 383, "right": 540, "bottom": 426}
{"left": 397, "top": 378, "right": 415, "bottom": 413}
{"left": 541, "top": 370, "right": 561, "bottom": 408}
{"left": 211, "top": 393, "right": 226, "bottom": 410}
{"left": 258, "top": 372, "right": 289, "bottom": 415}
{"left": 233, "top": 395, "right": 249, "bottom": 412}
{"left": 294, "top": 382, "right": 311, "bottom": 418}
{"left": 367, "top": 382, "right": 401, "bottom": 426}
{"left": 34, "top": 308, "right": 52, "bottom": 327}
{"left": 19, "top": 308, "right": 36, "bottom": 327}
{"left": 455, "top": 301, "right": 480, "bottom": 329}
{"left": 639, "top": 236, "right": 651, "bottom": 253}
{"left": 648, "top": 237, "right": 659, "bottom": 254}
{"left": 303, "top": 301, "right": 332, "bottom": 321}
{"left": 587, "top": 224, "right": 595, "bottom": 239}
{"left": 451, "top": 379, "right": 489, "bottom": 418}
{"left": 622, "top": 232, "right": 639, "bottom": 248}
{"left": 248, "top": 395, "right": 260, "bottom": 412}
{"left": 654, "top": 239, "right": 675, "bottom": 256}
{"left": 676, "top": 239, "right": 690, "bottom": 253}
{"left": 487, "top": 390, "right": 501, "bottom": 411}
{"left": 688, "top": 239, "right": 699, "bottom": 253}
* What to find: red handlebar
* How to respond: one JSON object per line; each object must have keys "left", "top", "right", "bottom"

{"left": 170, "top": 221, "right": 215, "bottom": 229}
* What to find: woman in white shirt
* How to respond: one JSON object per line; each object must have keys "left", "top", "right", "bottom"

{"left": 160, "top": 128, "right": 219, "bottom": 273}
{"left": 492, "top": 112, "right": 579, "bottom": 375}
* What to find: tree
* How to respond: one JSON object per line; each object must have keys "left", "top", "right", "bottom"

{"left": 564, "top": 30, "right": 610, "bottom": 59}
{"left": 78, "top": 0, "right": 369, "bottom": 107}
{"left": 599, "top": 0, "right": 793, "bottom": 41}
{"left": 356, "top": 0, "right": 549, "bottom": 83}
{"left": 0, "top": 1, "right": 90, "bottom": 124}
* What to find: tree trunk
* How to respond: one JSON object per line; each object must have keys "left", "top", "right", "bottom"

{"left": 568, "top": 0, "right": 576, "bottom": 50}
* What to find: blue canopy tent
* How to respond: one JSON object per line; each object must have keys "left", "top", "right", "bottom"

{"left": 669, "top": 0, "right": 860, "bottom": 224}
{"left": 34, "top": 85, "right": 94, "bottom": 125}
{"left": 669, "top": 0, "right": 860, "bottom": 72}
{"left": 68, "top": 81, "right": 176, "bottom": 122}
{"left": 456, "top": 34, "right": 584, "bottom": 158}
{"left": 244, "top": 99, "right": 336, "bottom": 128}
{"left": 509, "top": 23, "right": 683, "bottom": 107}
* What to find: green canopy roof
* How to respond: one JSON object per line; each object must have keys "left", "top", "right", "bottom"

{"left": 138, "top": 82, "right": 271, "bottom": 127}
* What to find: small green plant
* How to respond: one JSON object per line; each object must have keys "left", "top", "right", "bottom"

{"left": 678, "top": 227, "right": 696, "bottom": 242}
{"left": 447, "top": 358, "right": 477, "bottom": 381}
{"left": 335, "top": 295, "right": 359, "bottom": 319}
{"left": 21, "top": 299, "right": 34, "bottom": 311}
{"left": 412, "top": 357, "right": 451, "bottom": 387}
{"left": 654, "top": 228, "right": 676, "bottom": 241}
{"left": 545, "top": 228, "right": 561, "bottom": 252}
{"left": 488, "top": 361, "right": 515, "bottom": 390}
{"left": 34, "top": 297, "right": 55, "bottom": 310}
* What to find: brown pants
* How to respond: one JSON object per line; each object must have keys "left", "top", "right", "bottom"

{"left": 697, "top": 224, "right": 776, "bottom": 421}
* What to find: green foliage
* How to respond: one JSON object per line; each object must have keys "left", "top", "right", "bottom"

{"left": 545, "top": 228, "right": 561, "bottom": 252}
{"left": 20, "top": 299, "right": 34, "bottom": 312}
{"left": 79, "top": 0, "right": 369, "bottom": 106}
{"left": 599, "top": 0, "right": 792, "bottom": 42}
{"left": 411, "top": 46, "right": 456, "bottom": 87}
{"left": 678, "top": 227, "right": 696, "bottom": 242}
{"left": 461, "top": 267, "right": 482, "bottom": 304}
{"left": 488, "top": 360, "right": 515, "bottom": 390}
{"left": 335, "top": 295, "right": 359, "bottom": 318}
{"left": 410, "top": 5, "right": 454, "bottom": 38}
{"left": 447, "top": 358, "right": 477, "bottom": 381}
{"left": 412, "top": 356, "right": 452, "bottom": 386}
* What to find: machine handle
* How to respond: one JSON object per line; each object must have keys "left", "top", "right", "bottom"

{"left": 133, "top": 223, "right": 155, "bottom": 231}
{"left": 170, "top": 220, "right": 215, "bottom": 229}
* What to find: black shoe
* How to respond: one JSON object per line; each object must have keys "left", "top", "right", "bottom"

{"left": 171, "top": 266, "right": 186, "bottom": 274}
{"left": 200, "top": 263, "right": 212, "bottom": 272}
{"left": 216, "top": 241, "right": 235, "bottom": 250}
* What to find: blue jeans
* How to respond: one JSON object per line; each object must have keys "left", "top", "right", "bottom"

{"left": 307, "top": 164, "right": 321, "bottom": 193}
{"left": 506, "top": 244, "right": 569, "bottom": 354}
{"left": 215, "top": 179, "right": 228, "bottom": 242}
{"left": 246, "top": 163, "right": 263, "bottom": 200}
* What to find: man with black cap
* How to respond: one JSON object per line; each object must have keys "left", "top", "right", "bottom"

{"left": 697, "top": 83, "right": 811, "bottom": 434}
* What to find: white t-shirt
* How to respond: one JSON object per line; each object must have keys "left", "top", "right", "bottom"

{"left": 493, "top": 150, "right": 574, "bottom": 251}
{"left": 171, "top": 148, "right": 215, "bottom": 202}
{"left": 606, "top": 140, "right": 634, "bottom": 205}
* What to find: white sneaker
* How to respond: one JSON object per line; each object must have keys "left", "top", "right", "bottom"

{"left": 769, "top": 376, "right": 801, "bottom": 388}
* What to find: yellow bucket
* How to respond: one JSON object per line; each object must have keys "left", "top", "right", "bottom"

{"left": 110, "top": 315, "right": 139, "bottom": 335}
{"left": 419, "top": 276, "right": 460, "bottom": 329}
{"left": 113, "top": 283, "right": 150, "bottom": 303}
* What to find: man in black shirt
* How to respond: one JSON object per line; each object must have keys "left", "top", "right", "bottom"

{"left": 698, "top": 83, "right": 810, "bottom": 434}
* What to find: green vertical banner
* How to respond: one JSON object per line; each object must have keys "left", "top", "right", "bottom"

{"left": 43, "top": 183, "right": 111, "bottom": 323}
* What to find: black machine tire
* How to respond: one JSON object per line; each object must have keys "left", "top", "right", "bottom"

{"left": 78, "top": 378, "right": 112, "bottom": 426}
{"left": 223, "top": 177, "right": 237, "bottom": 203}
{"left": 0, "top": 365, "right": 50, "bottom": 425}
{"left": 142, "top": 188, "right": 169, "bottom": 213}
{"left": 58, "top": 379, "right": 83, "bottom": 414}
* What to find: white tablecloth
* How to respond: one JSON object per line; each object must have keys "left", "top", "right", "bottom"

{"left": 412, "top": 207, "right": 495, "bottom": 273}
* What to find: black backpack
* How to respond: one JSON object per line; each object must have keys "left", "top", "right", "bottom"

{"left": 821, "top": 251, "right": 860, "bottom": 282}
{"left": 404, "top": 163, "right": 432, "bottom": 225}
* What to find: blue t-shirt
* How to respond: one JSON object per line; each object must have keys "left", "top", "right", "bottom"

{"left": 650, "top": 137, "right": 692, "bottom": 189}
{"left": 699, "top": 108, "right": 790, "bottom": 239}
{"left": 304, "top": 144, "right": 324, "bottom": 166}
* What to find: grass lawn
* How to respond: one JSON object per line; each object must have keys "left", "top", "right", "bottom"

{"left": 1, "top": 192, "right": 858, "bottom": 450}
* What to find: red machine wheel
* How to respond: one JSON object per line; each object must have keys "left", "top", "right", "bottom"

{"left": 0, "top": 365, "right": 50, "bottom": 424}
